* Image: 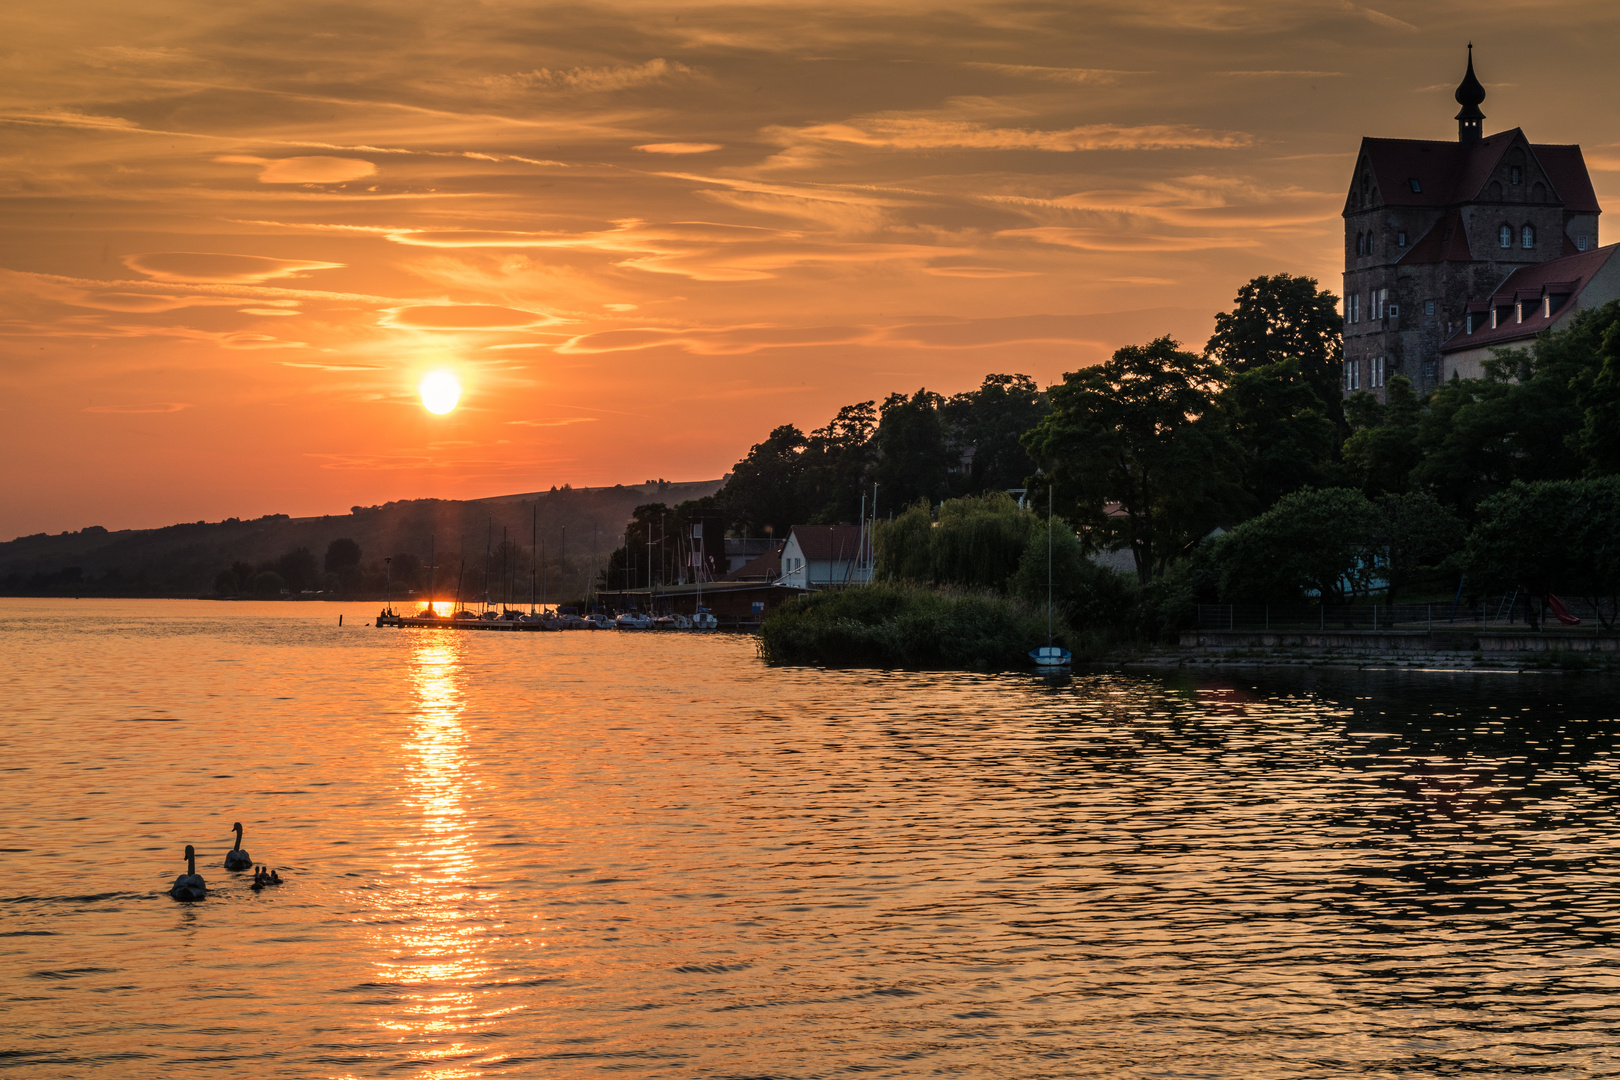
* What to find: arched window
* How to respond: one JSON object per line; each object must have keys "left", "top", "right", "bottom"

{"left": 1499, "top": 224, "right": 1513, "bottom": 249}
{"left": 1532, "top": 182, "right": 1547, "bottom": 202}
{"left": 1522, "top": 224, "right": 1535, "bottom": 249}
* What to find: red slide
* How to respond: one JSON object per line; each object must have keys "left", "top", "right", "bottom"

{"left": 1548, "top": 594, "right": 1582, "bottom": 625}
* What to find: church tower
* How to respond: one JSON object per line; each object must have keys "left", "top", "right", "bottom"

{"left": 1454, "top": 44, "right": 1485, "bottom": 145}
{"left": 1340, "top": 50, "right": 1601, "bottom": 399}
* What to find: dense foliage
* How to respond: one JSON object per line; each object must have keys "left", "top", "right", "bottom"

{"left": 757, "top": 584, "right": 1078, "bottom": 670}
{"left": 1025, "top": 336, "right": 1242, "bottom": 583}
{"left": 1463, "top": 477, "right": 1620, "bottom": 629}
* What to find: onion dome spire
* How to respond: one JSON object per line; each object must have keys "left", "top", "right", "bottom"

{"left": 1454, "top": 43, "right": 1485, "bottom": 144}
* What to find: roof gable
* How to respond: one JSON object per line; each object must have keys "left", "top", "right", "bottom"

{"left": 1348, "top": 129, "right": 1599, "bottom": 216}
{"left": 785, "top": 524, "right": 865, "bottom": 561}
{"left": 1440, "top": 244, "right": 1620, "bottom": 352}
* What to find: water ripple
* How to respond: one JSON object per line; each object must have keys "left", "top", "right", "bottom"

{"left": 2, "top": 600, "right": 1620, "bottom": 1077}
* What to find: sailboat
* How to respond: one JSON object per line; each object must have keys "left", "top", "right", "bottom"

{"left": 1030, "top": 482, "right": 1072, "bottom": 668}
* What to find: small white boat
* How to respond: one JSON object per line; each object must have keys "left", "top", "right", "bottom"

{"left": 584, "top": 612, "right": 614, "bottom": 630}
{"left": 692, "top": 609, "right": 719, "bottom": 631}
{"left": 1029, "top": 645, "right": 1072, "bottom": 667}
{"left": 615, "top": 612, "right": 654, "bottom": 630}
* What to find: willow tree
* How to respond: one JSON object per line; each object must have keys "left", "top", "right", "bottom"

{"left": 874, "top": 492, "right": 1037, "bottom": 592}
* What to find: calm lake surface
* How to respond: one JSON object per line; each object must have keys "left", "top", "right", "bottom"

{"left": 5, "top": 599, "right": 1620, "bottom": 1078}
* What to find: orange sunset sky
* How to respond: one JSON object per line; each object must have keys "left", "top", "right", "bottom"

{"left": 4, "top": 0, "right": 1619, "bottom": 539}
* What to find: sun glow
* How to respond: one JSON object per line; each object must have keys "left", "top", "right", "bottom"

{"left": 418, "top": 371, "right": 461, "bottom": 415}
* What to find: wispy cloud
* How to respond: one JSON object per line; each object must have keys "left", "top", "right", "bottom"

{"left": 768, "top": 118, "right": 1251, "bottom": 153}
{"left": 635, "top": 142, "right": 723, "bottom": 154}
{"left": 83, "top": 402, "right": 192, "bottom": 414}
{"left": 483, "top": 58, "right": 695, "bottom": 93}
{"left": 122, "top": 253, "right": 345, "bottom": 285}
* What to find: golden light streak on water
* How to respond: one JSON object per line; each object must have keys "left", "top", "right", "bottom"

{"left": 5, "top": 600, "right": 1620, "bottom": 1078}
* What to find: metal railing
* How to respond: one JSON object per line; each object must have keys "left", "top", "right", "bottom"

{"left": 1193, "top": 597, "right": 1609, "bottom": 633}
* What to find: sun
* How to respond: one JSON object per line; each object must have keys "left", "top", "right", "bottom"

{"left": 418, "top": 371, "right": 461, "bottom": 415}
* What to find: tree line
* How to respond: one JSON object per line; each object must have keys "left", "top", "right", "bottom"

{"left": 646, "top": 273, "right": 1620, "bottom": 629}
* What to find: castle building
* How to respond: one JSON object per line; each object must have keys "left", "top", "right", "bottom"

{"left": 1342, "top": 47, "right": 1610, "bottom": 398}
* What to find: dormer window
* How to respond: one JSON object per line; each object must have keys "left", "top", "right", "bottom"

{"left": 1521, "top": 224, "right": 1535, "bottom": 250}
{"left": 1408, "top": 178, "right": 1422, "bottom": 193}
{"left": 1397, "top": 231, "right": 1408, "bottom": 248}
{"left": 1578, "top": 234, "right": 1590, "bottom": 252}
{"left": 1499, "top": 224, "right": 1512, "bottom": 249}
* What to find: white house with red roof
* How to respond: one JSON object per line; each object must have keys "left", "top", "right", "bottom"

{"left": 1439, "top": 244, "right": 1620, "bottom": 380}
{"left": 778, "top": 524, "right": 872, "bottom": 588}
{"left": 1342, "top": 47, "right": 1608, "bottom": 399}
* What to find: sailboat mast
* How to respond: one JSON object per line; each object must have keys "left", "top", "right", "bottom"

{"left": 530, "top": 502, "right": 537, "bottom": 614}
{"left": 1047, "top": 484, "right": 1054, "bottom": 646}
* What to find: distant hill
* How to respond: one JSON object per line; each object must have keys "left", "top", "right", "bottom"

{"left": 0, "top": 480, "right": 725, "bottom": 601}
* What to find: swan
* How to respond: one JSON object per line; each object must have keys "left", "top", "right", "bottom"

{"left": 170, "top": 845, "right": 207, "bottom": 902}
{"left": 224, "top": 821, "right": 252, "bottom": 871}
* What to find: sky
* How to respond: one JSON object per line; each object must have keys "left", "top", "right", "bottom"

{"left": 4, "top": 0, "right": 1620, "bottom": 539}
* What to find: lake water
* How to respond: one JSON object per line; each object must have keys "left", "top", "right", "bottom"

{"left": 5, "top": 599, "right": 1620, "bottom": 1078}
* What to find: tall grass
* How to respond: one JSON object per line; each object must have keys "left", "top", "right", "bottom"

{"left": 758, "top": 582, "right": 1087, "bottom": 670}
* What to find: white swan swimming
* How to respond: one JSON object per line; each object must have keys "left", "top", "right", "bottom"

{"left": 170, "top": 845, "right": 207, "bottom": 902}
{"left": 224, "top": 821, "right": 252, "bottom": 871}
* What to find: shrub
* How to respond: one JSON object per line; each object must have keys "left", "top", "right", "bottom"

{"left": 758, "top": 582, "right": 1082, "bottom": 670}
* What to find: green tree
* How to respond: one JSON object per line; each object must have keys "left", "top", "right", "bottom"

{"left": 1213, "top": 487, "right": 1378, "bottom": 604}
{"left": 1205, "top": 274, "right": 1345, "bottom": 425}
{"left": 928, "top": 492, "right": 1037, "bottom": 590}
{"left": 1562, "top": 300, "right": 1620, "bottom": 475}
{"left": 871, "top": 389, "right": 953, "bottom": 510}
{"left": 942, "top": 374, "right": 1046, "bottom": 495}
{"left": 249, "top": 569, "right": 286, "bottom": 596}
{"left": 1462, "top": 480, "right": 1584, "bottom": 626}
{"left": 324, "top": 538, "right": 361, "bottom": 576}
{"left": 1412, "top": 351, "right": 1584, "bottom": 517}
{"left": 1341, "top": 375, "right": 1424, "bottom": 496}
{"left": 273, "top": 547, "right": 318, "bottom": 593}
{"left": 720, "top": 424, "right": 809, "bottom": 535}
{"left": 1219, "top": 357, "right": 1337, "bottom": 510}
{"left": 799, "top": 401, "right": 878, "bottom": 524}
{"left": 1373, "top": 491, "right": 1464, "bottom": 602}
{"left": 1010, "top": 514, "right": 1134, "bottom": 627}
{"left": 873, "top": 500, "right": 934, "bottom": 583}
{"left": 1025, "top": 336, "right": 1242, "bottom": 583}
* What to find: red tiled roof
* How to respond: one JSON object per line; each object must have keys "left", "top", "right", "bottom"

{"left": 1440, "top": 244, "right": 1619, "bottom": 353}
{"left": 1534, "top": 144, "right": 1601, "bottom": 214}
{"left": 786, "top": 524, "right": 865, "bottom": 561}
{"left": 1399, "top": 210, "right": 1473, "bottom": 264}
{"left": 1349, "top": 130, "right": 1600, "bottom": 215}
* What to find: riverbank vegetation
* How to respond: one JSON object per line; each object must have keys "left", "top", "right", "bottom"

{"left": 755, "top": 282, "right": 1620, "bottom": 666}
{"left": 757, "top": 583, "right": 1072, "bottom": 671}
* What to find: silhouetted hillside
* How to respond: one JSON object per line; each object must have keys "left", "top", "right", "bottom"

{"left": 0, "top": 480, "right": 723, "bottom": 600}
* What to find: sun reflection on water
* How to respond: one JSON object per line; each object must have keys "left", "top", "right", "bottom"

{"left": 370, "top": 633, "right": 507, "bottom": 1076}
